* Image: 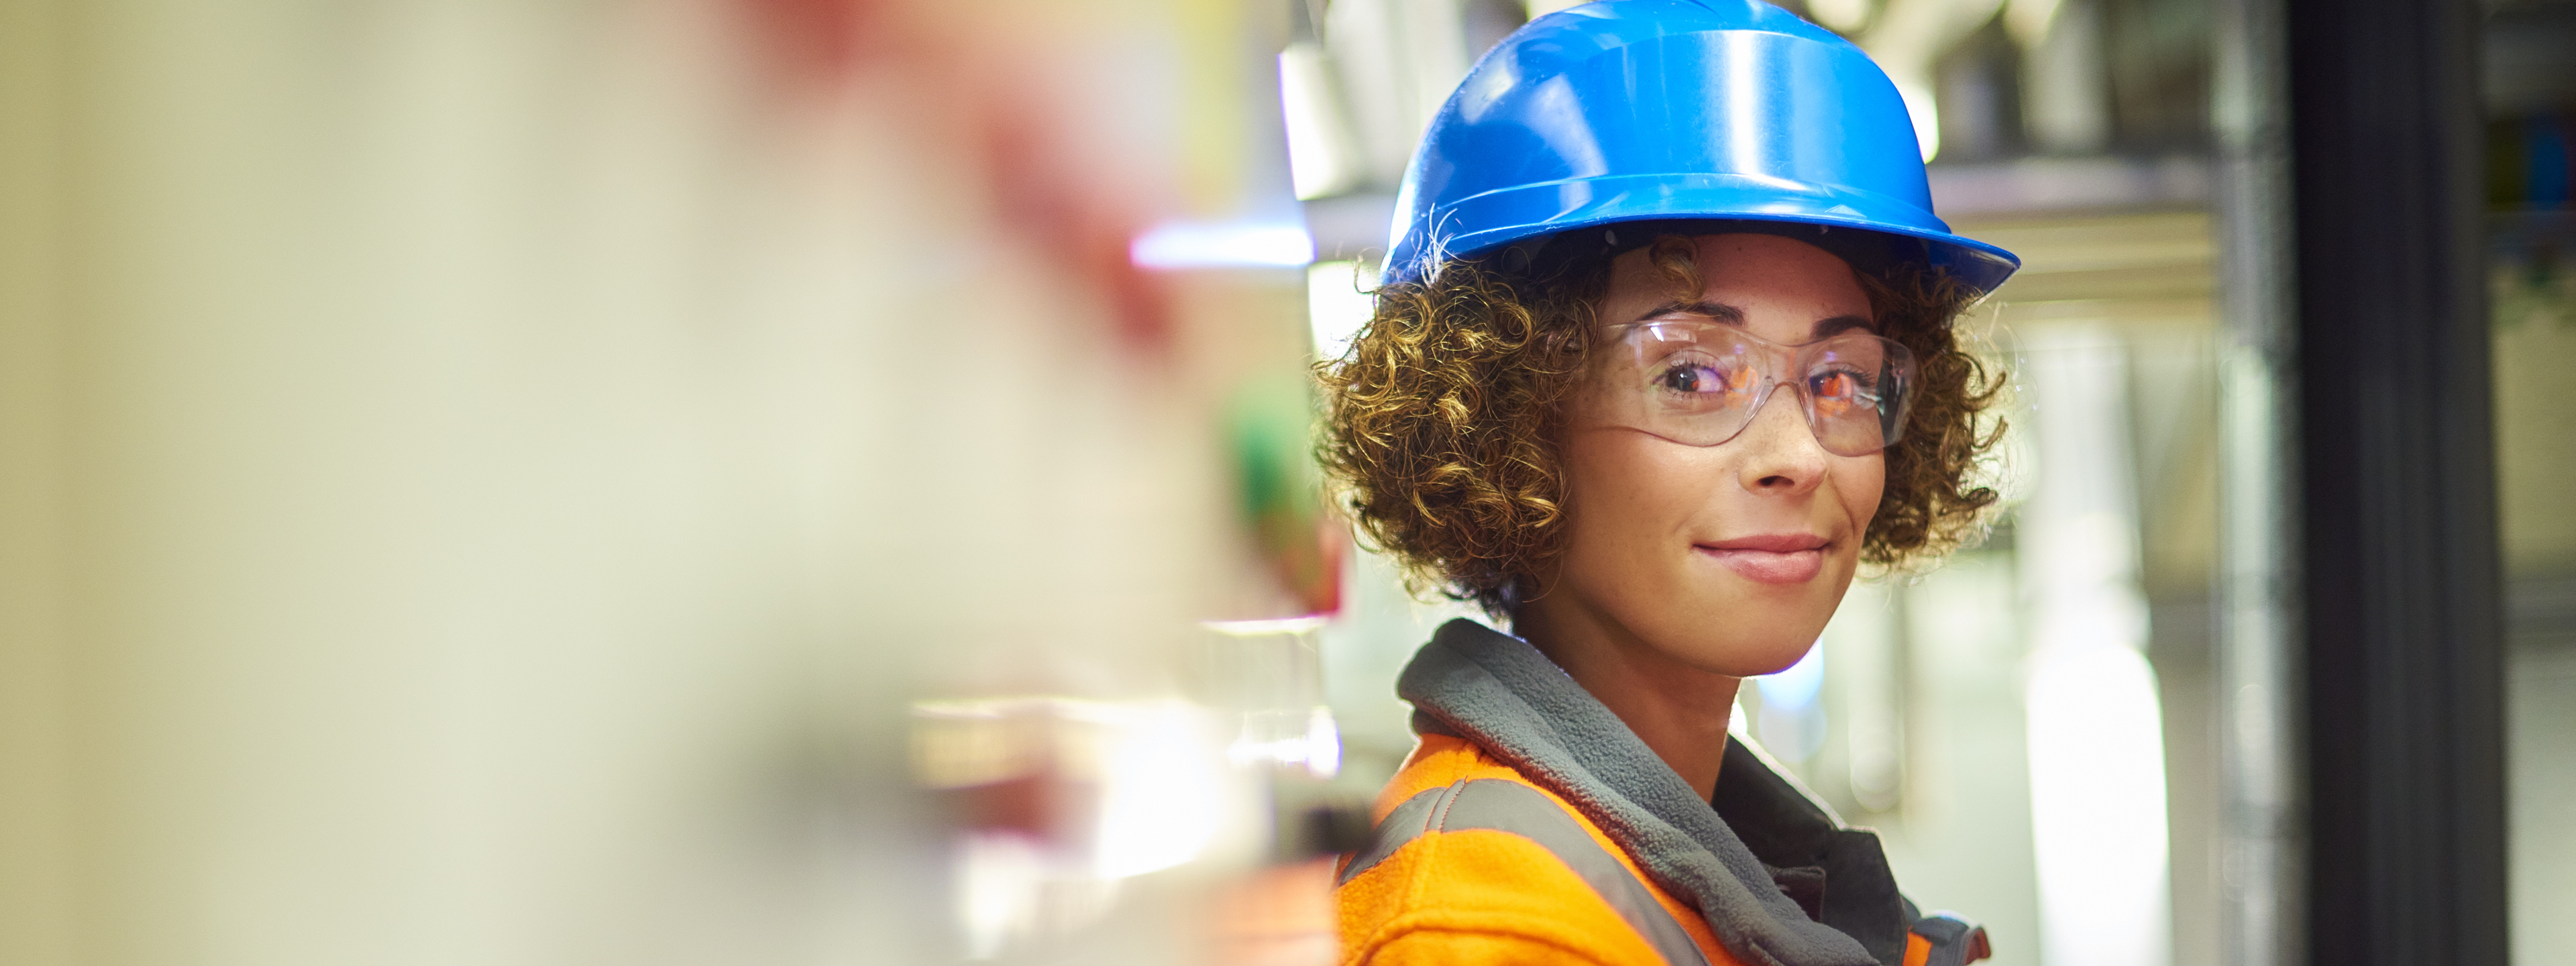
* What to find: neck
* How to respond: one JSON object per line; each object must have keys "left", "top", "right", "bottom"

{"left": 1511, "top": 600, "right": 1743, "bottom": 802}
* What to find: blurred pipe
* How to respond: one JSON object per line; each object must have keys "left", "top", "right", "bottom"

{"left": 1999, "top": 0, "right": 2060, "bottom": 47}
{"left": 1838, "top": 583, "right": 1907, "bottom": 814}
{"left": 2209, "top": 0, "right": 2303, "bottom": 962}
{"left": 1280, "top": 0, "right": 1365, "bottom": 201}
{"left": 2018, "top": 327, "right": 2172, "bottom": 966}
{"left": 1861, "top": 0, "right": 2008, "bottom": 161}
{"left": 2017, "top": 0, "right": 2110, "bottom": 154}
{"left": 1326, "top": 0, "right": 1471, "bottom": 186}
{"left": 1279, "top": 42, "right": 1366, "bottom": 200}
{"left": 1805, "top": 0, "right": 1875, "bottom": 33}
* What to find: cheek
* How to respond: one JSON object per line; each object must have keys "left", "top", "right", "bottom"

{"left": 1839, "top": 452, "right": 1887, "bottom": 532}
{"left": 1562, "top": 430, "right": 1709, "bottom": 537}
{"left": 1554, "top": 432, "right": 1701, "bottom": 594}
{"left": 1559, "top": 433, "right": 1632, "bottom": 544}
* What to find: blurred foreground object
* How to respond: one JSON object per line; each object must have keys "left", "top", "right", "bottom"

{"left": 0, "top": 0, "right": 1338, "bottom": 963}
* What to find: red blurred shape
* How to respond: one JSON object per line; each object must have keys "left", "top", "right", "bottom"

{"left": 739, "top": 0, "right": 878, "bottom": 81}
{"left": 976, "top": 103, "right": 1175, "bottom": 351}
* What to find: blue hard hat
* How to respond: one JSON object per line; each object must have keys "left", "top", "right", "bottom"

{"left": 1381, "top": 0, "right": 2019, "bottom": 294}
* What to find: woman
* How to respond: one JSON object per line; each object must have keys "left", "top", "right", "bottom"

{"left": 1318, "top": 3, "right": 2015, "bottom": 965}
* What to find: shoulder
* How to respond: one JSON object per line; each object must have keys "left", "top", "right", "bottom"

{"left": 1334, "top": 735, "right": 1729, "bottom": 966}
{"left": 1369, "top": 733, "right": 1520, "bottom": 816}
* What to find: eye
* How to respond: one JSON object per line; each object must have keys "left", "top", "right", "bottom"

{"left": 1654, "top": 359, "right": 1755, "bottom": 397}
{"left": 1658, "top": 363, "right": 1718, "bottom": 393}
{"left": 1808, "top": 369, "right": 1873, "bottom": 415}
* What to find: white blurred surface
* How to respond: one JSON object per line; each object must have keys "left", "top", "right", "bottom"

{"left": 2017, "top": 327, "right": 2170, "bottom": 966}
{"left": 0, "top": 0, "right": 1314, "bottom": 963}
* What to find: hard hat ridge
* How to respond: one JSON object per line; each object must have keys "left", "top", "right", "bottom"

{"left": 1382, "top": 0, "right": 2020, "bottom": 294}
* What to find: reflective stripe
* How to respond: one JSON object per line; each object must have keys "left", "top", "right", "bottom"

{"left": 1337, "top": 779, "right": 1711, "bottom": 966}
{"left": 1905, "top": 912, "right": 1990, "bottom": 966}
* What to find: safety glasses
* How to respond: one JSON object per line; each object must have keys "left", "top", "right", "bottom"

{"left": 1579, "top": 318, "right": 1917, "bottom": 456}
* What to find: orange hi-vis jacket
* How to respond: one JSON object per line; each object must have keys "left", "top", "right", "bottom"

{"left": 1335, "top": 620, "right": 1990, "bottom": 966}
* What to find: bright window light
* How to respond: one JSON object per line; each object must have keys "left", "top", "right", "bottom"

{"left": 1280, "top": 44, "right": 1362, "bottom": 200}
{"left": 2027, "top": 643, "right": 2171, "bottom": 966}
{"left": 1091, "top": 700, "right": 1224, "bottom": 879}
{"left": 2018, "top": 327, "right": 2171, "bottom": 966}
{"left": 1130, "top": 221, "right": 1315, "bottom": 270}
{"left": 1897, "top": 79, "right": 1941, "bottom": 162}
{"left": 1307, "top": 260, "right": 1375, "bottom": 359}
{"left": 1757, "top": 641, "right": 1827, "bottom": 710}
{"left": 1756, "top": 641, "right": 1830, "bottom": 761}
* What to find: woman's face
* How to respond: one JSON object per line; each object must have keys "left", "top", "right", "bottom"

{"left": 1537, "top": 233, "right": 1884, "bottom": 677}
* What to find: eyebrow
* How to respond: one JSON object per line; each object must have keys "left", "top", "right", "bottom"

{"left": 1635, "top": 301, "right": 1878, "bottom": 338}
{"left": 1636, "top": 301, "right": 1743, "bottom": 323}
{"left": 1811, "top": 315, "right": 1876, "bottom": 337}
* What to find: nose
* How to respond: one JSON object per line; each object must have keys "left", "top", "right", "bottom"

{"left": 1734, "top": 387, "right": 1828, "bottom": 496}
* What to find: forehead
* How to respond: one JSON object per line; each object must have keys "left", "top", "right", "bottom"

{"left": 1601, "top": 233, "right": 1871, "bottom": 321}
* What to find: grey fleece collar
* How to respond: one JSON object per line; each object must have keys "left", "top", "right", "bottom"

{"left": 1397, "top": 618, "right": 1886, "bottom": 966}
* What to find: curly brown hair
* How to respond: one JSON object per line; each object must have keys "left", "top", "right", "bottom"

{"left": 1316, "top": 234, "right": 2006, "bottom": 617}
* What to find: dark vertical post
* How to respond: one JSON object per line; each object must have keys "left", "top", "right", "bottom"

{"left": 2284, "top": 0, "right": 2508, "bottom": 963}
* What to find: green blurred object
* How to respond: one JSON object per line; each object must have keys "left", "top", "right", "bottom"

{"left": 1229, "top": 374, "right": 1343, "bottom": 617}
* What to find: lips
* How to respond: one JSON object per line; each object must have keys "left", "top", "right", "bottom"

{"left": 1695, "top": 533, "right": 1829, "bottom": 584}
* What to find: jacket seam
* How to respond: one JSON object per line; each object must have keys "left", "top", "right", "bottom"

{"left": 1354, "top": 908, "right": 1629, "bottom": 966}
{"left": 1370, "top": 747, "right": 1715, "bottom": 963}
{"left": 1343, "top": 827, "right": 1686, "bottom": 966}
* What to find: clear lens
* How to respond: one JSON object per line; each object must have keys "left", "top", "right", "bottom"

{"left": 1588, "top": 320, "right": 1915, "bottom": 455}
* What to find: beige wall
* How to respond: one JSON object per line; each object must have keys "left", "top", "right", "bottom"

{"left": 0, "top": 0, "right": 75, "bottom": 961}
{"left": 2493, "top": 262, "right": 2576, "bottom": 578}
{"left": 0, "top": 1, "right": 1309, "bottom": 963}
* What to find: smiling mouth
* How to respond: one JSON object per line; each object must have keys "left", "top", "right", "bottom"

{"left": 1694, "top": 535, "right": 1831, "bottom": 584}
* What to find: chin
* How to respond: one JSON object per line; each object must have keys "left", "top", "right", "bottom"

{"left": 1741, "top": 633, "right": 1825, "bottom": 676}
{"left": 1657, "top": 590, "right": 1837, "bottom": 678}
{"left": 1658, "top": 608, "right": 1844, "bottom": 675}
{"left": 1713, "top": 632, "right": 1828, "bottom": 677}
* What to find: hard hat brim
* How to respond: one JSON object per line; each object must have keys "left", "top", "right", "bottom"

{"left": 1390, "top": 174, "right": 2021, "bottom": 297}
